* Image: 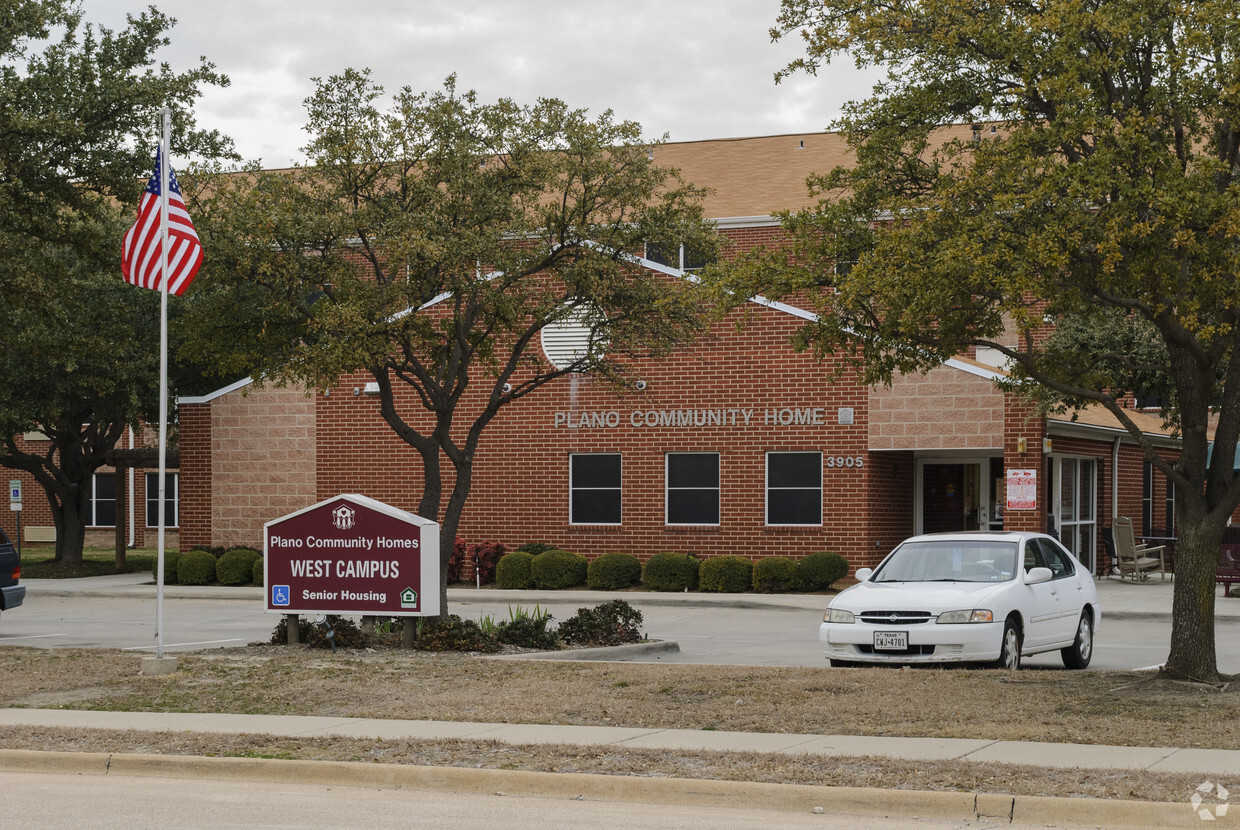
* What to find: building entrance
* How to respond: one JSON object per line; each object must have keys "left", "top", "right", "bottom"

{"left": 916, "top": 457, "right": 1004, "bottom": 535}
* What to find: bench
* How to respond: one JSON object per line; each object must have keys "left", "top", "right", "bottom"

{"left": 1221, "top": 544, "right": 1240, "bottom": 597}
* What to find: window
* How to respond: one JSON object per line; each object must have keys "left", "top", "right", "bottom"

{"left": 1165, "top": 477, "right": 1175, "bottom": 536}
{"left": 1027, "top": 538, "right": 1076, "bottom": 579}
{"left": 570, "top": 454, "right": 621, "bottom": 524}
{"left": 145, "top": 472, "right": 179, "bottom": 528}
{"left": 1058, "top": 457, "right": 1096, "bottom": 573}
{"left": 1142, "top": 461, "right": 1153, "bottom": 536}
{"left": 645, "top": 241, "right": 713, "bottom": 272}
{"left": 766, "top": 452, "right": 822, "bottom": 526}
{"left": 87, "top": 473, "right": 116, "bottom": 527}
{"left": 666, "top": 453, "right": 720, "bottom": 525}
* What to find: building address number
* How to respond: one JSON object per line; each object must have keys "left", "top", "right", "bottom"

{"left": 826, "top": 456, "right": 864, "bottom": 469}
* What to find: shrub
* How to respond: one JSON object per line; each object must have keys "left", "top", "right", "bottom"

{"left": 217, "top": 547, "right": 261, "bottom": 586}
{"left": 270, "top": 615, "right": 367, "bottom": 649}
{"left": 798, "top": 551, "right": 850, "bottom": 591}
{"left": 415, "top": 614, "right": 500, "bottom": 652}
{"left": 531, "top": 549, "right": 588, "bottom": 590}
{"left": 449, "top": 539, "right": 507, "bottom": 584}
{"left": 176, "top": 549, "right": 217, "bottom": 585}
{"left": 153, "top": 551, "right": 181, "bottom": 585}
{"left": 753, "top": 556, "right": 798, "bottom": 593}
{"left": 641, "top": 552, "right": 700, "bottom": 592}
{"left": 251, "top": 556, "right": 264, "bottom": 585}
{"left": 516, "top": 542, "right": 556, "bottom": 556}
{"left": 495, "top": 551, "right": 535, "bottom": 589}
{"left": 699, "top": 555, "right": 753, "bottom": 593}
{"left": 496, "top": 605, "right": 559, "bottom": 650}
{"left": 587, "top": 552, "right": 642, "bottom": 590}
{"left": 558, "top": 600, "right": 644, "bottom": 647}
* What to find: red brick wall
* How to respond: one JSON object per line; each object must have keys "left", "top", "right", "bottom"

{"left": 314, "top": 304, "right": 889, "bottom": 570}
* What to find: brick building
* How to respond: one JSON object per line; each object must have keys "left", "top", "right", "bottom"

{"left": 174, "top": 132, "right": 1183, "bottom": 575}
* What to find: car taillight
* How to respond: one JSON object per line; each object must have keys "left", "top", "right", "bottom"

{"left": 10, "top": 565, "right": 18, "bottom": 580}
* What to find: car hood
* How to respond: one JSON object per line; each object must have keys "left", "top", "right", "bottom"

{"left": 830, "top": 580, "right": 1011, "bottom": 613}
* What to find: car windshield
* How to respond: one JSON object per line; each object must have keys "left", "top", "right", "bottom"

{"left": 871, "top": 540, "right": 1018, "bottom": 583}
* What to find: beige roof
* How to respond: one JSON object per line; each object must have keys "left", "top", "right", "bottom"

{"left": 1047, "top": 403, "right": 1179, "bottom": 439}
{"left": 651, "top": 124, "right": 979, "bottom": 220}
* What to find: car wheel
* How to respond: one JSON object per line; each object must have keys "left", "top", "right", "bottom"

{"left": 991, "top": 618, "right": 1021, "bottom": 670}
{"left": 1061, "top": 612, "right": 1093, "bottom": 669}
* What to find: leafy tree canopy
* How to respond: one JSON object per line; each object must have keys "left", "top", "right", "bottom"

{"left": 185, "top": 70, "right": 717, "bottom": 614}
{"left": 0, "top": 0, "right": 232, "bottom": 562}
{"left": 725, "top": 0, "right": 1240, "bottom": 680}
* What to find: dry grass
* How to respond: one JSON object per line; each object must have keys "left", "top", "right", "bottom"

{"left": 1, "top": 644, "right": 1236, "bottom": 803}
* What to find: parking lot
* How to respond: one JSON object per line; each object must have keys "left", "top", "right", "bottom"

{"left": 4, "top": 575, "right": 1240, "bottom": 672}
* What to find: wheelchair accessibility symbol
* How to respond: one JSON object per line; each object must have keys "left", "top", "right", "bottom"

{"left": 272, "top": 585, "right": 291, "bottom": 607}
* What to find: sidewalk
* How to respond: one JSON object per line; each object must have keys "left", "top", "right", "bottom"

{"left": 22, "top": 569, "right": 1240, "bottom": 622}
{"left": 7, "top": 572, "right": 1239, "bottom": 827}
{"left": 0, "top": 707, "right": 1229, "bottom": 829}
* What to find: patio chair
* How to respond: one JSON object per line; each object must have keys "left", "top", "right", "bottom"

{"left": 1111, "top": 516, "right": 1168, "bottom": 581}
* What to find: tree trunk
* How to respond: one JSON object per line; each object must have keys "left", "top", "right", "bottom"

{"left": 1163, "top": 519, "right": 1222, "bottom": 682}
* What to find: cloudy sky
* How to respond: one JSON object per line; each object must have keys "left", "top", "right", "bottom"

{"left": 89, "top": 0, "right": 883, "bottom": 167}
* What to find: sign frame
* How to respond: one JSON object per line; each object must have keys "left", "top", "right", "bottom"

{"left": 263, "top": 493, "right": 440, "bottom": 617}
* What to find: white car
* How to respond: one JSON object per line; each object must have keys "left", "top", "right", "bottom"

{"left": 820, "top": 531, "right": 1100, "bottom": 669}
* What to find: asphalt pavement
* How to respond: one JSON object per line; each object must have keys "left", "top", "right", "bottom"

{"left": 4, "top": 572, "right": 1238, "bottom": 828}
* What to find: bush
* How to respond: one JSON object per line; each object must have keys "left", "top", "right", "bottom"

{"left": 495, "top": 551, "right": 535, "bottom": 589}
{"left": 641, "top": 552, "right": 700, "bottom": 592}
{"left": 753, "top": 556, "right": 798, "bottom": 593}
{"left": 217, "top": 547, "right": 261, "bottom": 586}
{"left": 587, "top": 552, "right": 642, "bottom": 590}
{"left": 699, "top": 555, "right": 753, "bottom": 593}
{"left": 496, "top": 605, "right": 559, "bottom": 650}
{"left": 177, "top": 549, "right": 217, "bottom": 585}
{"left": 516, "top": 542, "right": 556, "bottom": 556}
{"left": 798, "top": 551, "right": 850, "bottom": 591}
{"left": 270, "top": 614, "right": 368, "bottom": 649}
{"left": 252, "top": 555, "right": 264, "bottom": 585}
{"left": 415, "top": 614, "right": 500, "bottom": 652}
{"left": 448, "top": 539, "right": 507, "bottom": 584}
{"left": 531, "top": 549, "right": 588, "bottom": 590}
{"left": 558, "top": 600, "right": 644, "bottom": 647}
{"left": 153, "top": 551, "right": 181, "bottom": 585}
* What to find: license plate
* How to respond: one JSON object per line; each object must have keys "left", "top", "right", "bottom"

{"left": 873, "top": 631, "right": 908, "bottom": 651}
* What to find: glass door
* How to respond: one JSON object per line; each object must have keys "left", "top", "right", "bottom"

{"left": 1056, "top": 457, "right": 1098, "bottom": 574}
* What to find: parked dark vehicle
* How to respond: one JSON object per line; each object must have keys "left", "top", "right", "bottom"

{"left": 0, "top": 527, "right": 24, "bottom": 617}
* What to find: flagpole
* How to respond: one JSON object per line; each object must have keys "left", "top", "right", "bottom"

{"left": 156, "top": 108, "right": 171, "bottom": 661}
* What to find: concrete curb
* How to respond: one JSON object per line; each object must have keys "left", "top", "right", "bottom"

{"left": 490, "top": 640, "right": 680, "bottom": 661}
{"left": 0, "top": 749, "right": 1194, "bottom": 828}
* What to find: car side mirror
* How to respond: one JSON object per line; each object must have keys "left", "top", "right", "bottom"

{"left": 1024, "top": 566, "right": 1053, "bottom": 585}
{"left": 855, "top": 567, "right": 873, "bottom": 581}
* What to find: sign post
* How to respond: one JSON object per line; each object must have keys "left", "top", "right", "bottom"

{"left": 264, "top": 494, "right": 440, "bottom": 648}
{"left": 8, "top": 479, "right": 20, "bottom": 561}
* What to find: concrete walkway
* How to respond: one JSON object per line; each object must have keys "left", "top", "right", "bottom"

{"left": 7, "top": 572, "right": 1240, "bottom": 827}
{"left": 23, "top": 568, "right": 1238, "bottom": 622}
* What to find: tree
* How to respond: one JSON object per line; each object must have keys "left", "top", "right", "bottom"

{"left": 0, "top": 1, "right": 231, "bottom": 563}
{"left": 728, "top": 0, "right": 1240, "bottom": 681}
{"left": 185, "top": 71, "right": 716, "bottom": 617}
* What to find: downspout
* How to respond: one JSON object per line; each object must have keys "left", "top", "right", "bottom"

{"left": 129, "top": 427, "right": 135, "bottom": 548}
{"left": 1111, "top": 437, "right": 1121, "bottom": 520}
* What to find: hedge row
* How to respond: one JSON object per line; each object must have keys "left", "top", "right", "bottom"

{"left": 153, "top": 546, "right": 264, "bottom": 586}
{"left": 494, "top": 549, "right": 849, "bottom": 593}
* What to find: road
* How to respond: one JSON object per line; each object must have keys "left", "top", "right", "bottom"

{"left": 2, "top": 586, "right": 1239, "bottom": 672}
{"left": 0, "top": 768, "right": 1077, "bottom": 830}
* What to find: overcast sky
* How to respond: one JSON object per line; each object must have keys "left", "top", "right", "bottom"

{"left": 88, "top": 0, "right": 883, "bottom": 168}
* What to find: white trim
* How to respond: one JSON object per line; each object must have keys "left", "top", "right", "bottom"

{"left": 713, "top": 215, "right": 783, "bottom": 229}
{"left": 944, "top": 358, "right": 1005, "bottom": 380}
{"left": 177, "top": 376, "right": 254, "bottom": 405}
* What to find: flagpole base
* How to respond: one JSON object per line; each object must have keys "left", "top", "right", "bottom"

{"left": 140, "top": 656, "right": 179, "bottom": 676}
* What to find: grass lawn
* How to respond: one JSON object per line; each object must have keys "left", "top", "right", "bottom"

{"left": 19, "top": 546, "right": 162, "bottom": 579}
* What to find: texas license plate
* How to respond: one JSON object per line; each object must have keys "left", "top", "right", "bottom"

{"left": 873, "top": 631, "right": 908, "bottom": 651}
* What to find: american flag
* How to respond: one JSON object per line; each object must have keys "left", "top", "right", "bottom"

{"left": 121, "top": 148, "right": 203, "bottom": 296}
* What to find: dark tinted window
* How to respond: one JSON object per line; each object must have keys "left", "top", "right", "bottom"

{"left": 571, "top": 454, "right": 621, "bottom": 524}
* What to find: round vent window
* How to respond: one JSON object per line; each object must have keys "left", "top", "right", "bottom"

{"left": 541, "top": 306, "right": 606, "bottom": 370}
